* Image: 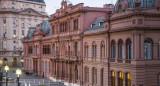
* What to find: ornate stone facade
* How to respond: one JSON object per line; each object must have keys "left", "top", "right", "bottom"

{"left": 23, "top": 0, "right": 160, "bottom": 86}
{"left": 0, "top": 0, "right": 48, "bottom": 67}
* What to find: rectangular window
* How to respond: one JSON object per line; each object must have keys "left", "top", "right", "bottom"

{"left": 13, "top": 19, "right": 16, "bottom": 27}
{"left": 14, "top": 46, "right": 16, "bottom": 50}
{"left": 127, "top": 44, "right": 132, "bottom": 59}
{"left": 52, "top": 25, "right": 55, "bottom": 34}
{"left": 37, "top": 47, "right": 39, "bottom": 55}
{"left": 92, "top": 46, "right": 94, "bottom": 57}
{"left": 3, "top": 29, "right": 6, "bottom": 37}
{"left": 45, "top": 61, "right": 48, "bottom": 72}
{"left": 13, "top": 30, "right": 16, "bottom": 35}
{"left": 73, "top": 19, "right": 78, "bottom": 30}
{"left": 43, "top": 45, "right": 51, "bottom": 54}
{"left": 85, "top": 46, "right": 88, "bottom": 57}
{"left": 144, "top": 43, "right": 152, "bottom": 59}
{"left": 101, "top": 45, "right": 105, "bottom": 57}
{"left": 92, "top": 45, "right": 97, "bottom": 58}
{"left": 53, "top": 46, "right": 55, "bottom": 56}
{"left": 93, "top": 69, "right": 97, "bottom": 84}
{"left": 65, "top": 22, "right": 68, "bottom": 32}
{"left": 22, "top": 30, "right": 24, "bottom": 35}
{"left": 112, "top": 45, "right": 116, "bottom": 58}
{"left": 2, "top": 41, "right": 7, "bottom": 49}
{"left": 85, "top": 67, "right": 89, "bottom": 82}
{"left": 119, "top": 45, "right": 123, "bottom": 59}
{"left": 34, "top": 47, "right": 36, "bottom": 55}
{"left": 30, "top": 60, "right": 32, "bottom": 68}
{"left": 42, "top": 61, "right": 44, "bottom": 72}
{"left": 101, "top": 69, "right": 104, "bottom": 86}
{"left": 28, "top": 46, "right": 33, "bottom": 54}
{"left": 3, "top": 18, "right": 6, "bottom": 24}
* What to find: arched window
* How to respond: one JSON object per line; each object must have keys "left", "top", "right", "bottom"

{"left": 159, "top": 41, "right": 160, "bottom": 59}
{"left": 118, "top": 40, "right": 124, "bottom": 59}
{"left": 92, "top": 42, "right": 97, "bottom": 58}
{"left": 118, "top": 72, "right": 123, "bottom": 86}
{"left": 101, "top": 42, "right": 105, "bottom": 58}
{"left": 111, "top": 71, "right": 115, "bottom": 86}
{"left": 144, "top": 39, "right": 152, "bottom": 59}
{"left": 53, "top": 44, "right": 55, "bottom": 56}
{"left": 84, "top": 43, "right": 89, "bottom": 58}
{"left": 92, "top": 68, "right": 97, "bottom": 84}
{"left": 111, "top": 40, "right": 116, "bottom": 59}
{"left": 126, "top": 39, "right": 132, "bottom": 59}
{"left": 126, "top": 73, "right": 131, "bottom": 86}
{"left": 85, "top": 67, "right": 89, "bottom": 82}
{"left": 75, "top": 65, "right": 78, "bottom": 80}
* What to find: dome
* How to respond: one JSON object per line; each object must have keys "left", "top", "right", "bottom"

{"left": 114, "top": 0, "right": 156, "bottom": 12}
{"left": 27, "top": 0, "right": 45, "bottom": 3}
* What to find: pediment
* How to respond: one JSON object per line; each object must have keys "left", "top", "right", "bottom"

{"left": 19, "top": 8, "right": 42, "bottom": 16}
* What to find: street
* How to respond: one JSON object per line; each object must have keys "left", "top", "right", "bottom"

{"left": 1, "top": 68, "right": 65, "bottom": 86}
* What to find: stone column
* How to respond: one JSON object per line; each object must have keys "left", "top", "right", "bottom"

{"left": 116, "top": 44, "right": 118, "bottom": 62}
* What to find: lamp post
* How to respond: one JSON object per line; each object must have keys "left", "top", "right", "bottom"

{"left": 16, "top": 69, "right": 22, "bottom": 86}
{"left": 4, "top": 65, "right": 9, "bottom": 86}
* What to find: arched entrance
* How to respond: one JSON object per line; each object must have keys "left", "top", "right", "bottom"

{"left": 12, "top": 57, "right": 17, "bottom": 67}
{"left": 3, "top": 58, "right": 8, "bottom": 66}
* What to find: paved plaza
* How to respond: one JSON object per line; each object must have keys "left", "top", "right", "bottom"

{"left": 0, "top": 68, "right": 65, "bottom": 86}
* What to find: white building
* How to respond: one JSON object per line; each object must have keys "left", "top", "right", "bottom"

{"left": 0, "top": 0, "right": 48, "bottom": 67}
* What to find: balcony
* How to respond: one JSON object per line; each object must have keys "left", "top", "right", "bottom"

{"left": 118, "top": 59, "right": 123, "bottom": 63}
{"left": 65, "top": 51, "right": 81, "bottom": 61}
{"left": 110, "top": 58, "right": 115, "bottom": 62}
{"left": 125, "top": 59, "right": 131, "bottom": 63}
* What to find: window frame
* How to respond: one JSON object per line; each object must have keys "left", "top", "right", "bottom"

{"left": 111, "top": 41, "right": 116, "bottom": 59}
{"left": 144, "top": 39, "right": 152, "bottom": 59}
{"left": 118, "top": 40, "right": 123, "bottom": 59}
{"left": 126, "top": 39, "right": 132, "bottom": 59}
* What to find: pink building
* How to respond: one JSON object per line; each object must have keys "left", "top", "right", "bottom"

{"left": 23, "top": 0, "right": 160, "bottom": 86}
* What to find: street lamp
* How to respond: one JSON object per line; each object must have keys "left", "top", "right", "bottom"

{"left": 16, "top": 69, "right": 22, "bottom": 86}
{"left": 4, "top": 65, "right": 9, "bottom": 86}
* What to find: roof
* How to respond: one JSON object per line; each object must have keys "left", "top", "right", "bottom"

{"left": 114, "top": 0, "right": 155, "bottom": 12}
{"left": 87, "top": 16, "right": 105, "bottom": 31}
{"left": 26, "top": 0, "right": 45, "bottom": 3}
{"left": 27, "top": 27, "right": 36, "bottom": 39}
{"left": 27, "top": 20, "right": 50, "bottom": 39}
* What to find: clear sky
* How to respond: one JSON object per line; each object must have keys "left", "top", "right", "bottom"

{"left": 45, "top": 0, "right": 117, "bottom": 16}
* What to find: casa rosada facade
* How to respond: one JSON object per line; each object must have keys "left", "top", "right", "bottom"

{"left": 23, "top": 0, "right": 160, "bottom": 86}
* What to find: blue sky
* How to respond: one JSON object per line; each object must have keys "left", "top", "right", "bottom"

{"left": 45, "top": 0, "right": 116, "bottom": 15}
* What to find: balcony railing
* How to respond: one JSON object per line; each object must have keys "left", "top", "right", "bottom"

{"left": 110, "top": 58, "right": 115, "bottom": 62}
{"left": 125, "top": 59, "right": 131, "bottom": 63}
{"left": 118, "top": 59, "right": 123, "bottom": 63}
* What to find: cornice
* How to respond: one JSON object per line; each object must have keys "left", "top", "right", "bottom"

{"left": 0, "top": 8, "right": 48, "bottom": 17}
{"left": 49, "top": 8, "right": 107, "bottom": 22}
{"left": 105, "top": 10, "right": 160, "bottom": 23}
